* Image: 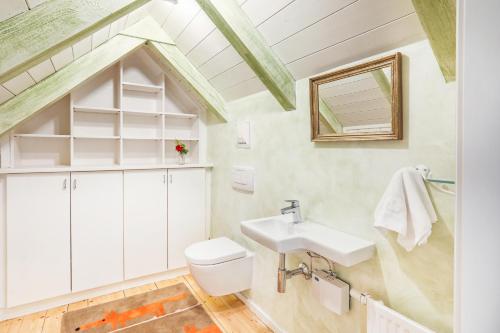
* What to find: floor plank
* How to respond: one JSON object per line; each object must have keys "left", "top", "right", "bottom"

{"left": 17, "top": 311, "right": 46, "bottom": 333}
{"left": 123, "top": 283, "right": 157, "bottom": 297}
{"left": 155, "top": 276, "right": 185, "bottom": 289}
{"left": 0, "top": 275, "right": 273, "bottom": 333}
{"left": 5, "top": 317, "right": 23, "bottom": 333}
{"left": 87, "top": 291, "right": 125, "bottom": 306}
{"left": 41, "top": 305, "right": 67, "bottom": 333}
{"left": 67, "top": 299, "right": 88, "bottom": 312}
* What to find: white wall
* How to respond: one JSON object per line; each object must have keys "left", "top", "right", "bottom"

{"left": 456, "top": 1, "right": 500, "bottom": 332}
{"left": 208, "top": 40, "right": 456, "bottom": 333}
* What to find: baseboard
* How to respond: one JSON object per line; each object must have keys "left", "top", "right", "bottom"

{"left": 235, "top": 292, "right": 286, "bottom": 333}
{"left": 0, "top": 267, "right": 189, "bottom": 320}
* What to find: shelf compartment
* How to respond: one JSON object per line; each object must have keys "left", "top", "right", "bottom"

{"left": 14, "top": 96, "right": 70, "bottom": 136}
{"left": 73, "top": 112, "right": 120, "bottom": 138}
{"left": 122, "top": 82, "right": 163, "bottom": 93}
{"left": 164, "top": 140, "right": 199, "bottom": 164}
{"left": 73, "top": 106, "right": 120, "bottom": 114}
{"left": 13, "top": 136, "right": 70, "bottom": 168}
{"left": 122, "top": 139, "right": 162, "bottom": 165}
{"left": 14, "top": 134, "right": 71, "bottom": 139}
{"left": 73, "top": 138, "right": 119, "bottom": 166}
{"left": 122, "top": 113, "right": 162, "bottom": 140}
{"left": 164, "top": 112, "right": 198, "bottom": 119}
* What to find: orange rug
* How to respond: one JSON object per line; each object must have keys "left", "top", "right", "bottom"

{"left": 60, "top": 282, "right": 221, "bottom": 333}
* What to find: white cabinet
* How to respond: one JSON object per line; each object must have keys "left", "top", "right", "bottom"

{"left": 124, "top": 170, "right": 168, "bottom": 279}
{"left": 71, "top": 171, "right": 124, "bottom": 292}
{"left": 167, "top": 168, "right": 206, "bottom": 269}
{"left": 6, "top": 173, "right": 71, "bottom": 306}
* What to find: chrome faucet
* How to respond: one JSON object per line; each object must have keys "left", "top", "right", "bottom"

{"left": 280, "top": 200, "right": 303, "bottom": 223}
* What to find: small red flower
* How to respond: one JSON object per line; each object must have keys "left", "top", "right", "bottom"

{"left": 175, "top": 144, "right": 183, "bottom": 152}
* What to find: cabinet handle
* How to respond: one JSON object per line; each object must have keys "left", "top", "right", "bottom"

{"left": 73, "top": 179, "right": 77, "bottom": 190}
{"left": 63, "top": 179, "right": 67, "bottom": 190}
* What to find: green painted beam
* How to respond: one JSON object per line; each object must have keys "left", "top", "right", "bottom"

{"left": 371, "top": 69, "right": 392, "bottom": 103}
{"left": 119, "top": 16, "right": 174, "bottom": 44}
{"left": 319, "top": 98, "right": 342, "bottom": 134}
{"left": 196, "top": 0, "right": 296, "bottom": 110}
{"left": 0, "top": 35, "right": 145, "bottom": 136}
{"left": 145, "top": 41, "right": 228, "bottom": 122}
{"left": 0, "top": 0, "right": 150, "bottom": 84}
{"left": 412, "top": 0, "right": 456, "bottom": 82}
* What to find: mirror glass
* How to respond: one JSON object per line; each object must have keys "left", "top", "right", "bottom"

{"left": 310, "top": 53, "right": 402, "bottom": 141}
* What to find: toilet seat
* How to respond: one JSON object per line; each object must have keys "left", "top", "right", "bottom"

{"left": 184, "top": 237, "right": 254, "bottom": 296}
{"left": 185, "top": 237, "right": 246, "bottom": 265}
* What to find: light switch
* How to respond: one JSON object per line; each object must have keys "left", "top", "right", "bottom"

{"left": 237, "top": 120, "right": 251, "bottom": 148}
{"left": 232, "top": 166, "right": 255, "bottom": 192}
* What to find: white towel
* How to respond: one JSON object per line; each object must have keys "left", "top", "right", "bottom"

{"left": 374, "top": 167, "right": 437, "bottom": 251}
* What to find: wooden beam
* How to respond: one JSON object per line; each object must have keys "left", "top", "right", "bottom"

{"left": 371, "top": 69, "right": 392, "bottom": 103}
{"left": 0, "top": 0, "right": 150, "bottom": 84}
{"left": 0, "top": 35, "right": 145, "bottom": 136}
{"left": 119, "top": 16, "right": 174, "bottom": 44}
{"left": 145, "top": 41, "right": 229, "bottom": 122}
{"left": 196, "top": 0, "right": 296, "bottom": 110}
{"left": 412, "top": 0, "right": 456, "bottom": 81}
{"left": 319, "top": 98, "right": 342, "bottom": 134}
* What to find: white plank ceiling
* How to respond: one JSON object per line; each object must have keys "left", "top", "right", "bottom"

{"left": 320, "top": 71, "right": 392, "bottom": 127}
{"left": 0, "top": 0, "right": 48, "bottom": 22}
{"left": 0, "top": 0, "right": 427, "bottom": 106}
{"left": 150, "top": 0, "right": 426, "bottom": 102}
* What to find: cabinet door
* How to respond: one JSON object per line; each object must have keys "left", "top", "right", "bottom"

{"left": 124, "top": 170, "right": 168, "bottom": 279}
{"left": 6, "top": 173, "right": 70, "bottom": 307}
{"left": 71, "top": 171, "right": 123, "bottom": 292}
{"left": 168, "top": 168, "right": 206, "bottom": 269}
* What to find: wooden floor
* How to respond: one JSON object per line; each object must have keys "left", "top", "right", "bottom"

{"left": 0, "top": 275, "right": 272, "bottom": 333}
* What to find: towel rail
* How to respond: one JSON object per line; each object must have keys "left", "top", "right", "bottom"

{"left": 415, "top": 165, "right": 455, "bottom": 185}
{"left": 424, "top": 178, "right": 455, "bottom": 185}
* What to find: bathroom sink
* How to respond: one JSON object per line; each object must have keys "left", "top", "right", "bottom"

{"left": 241, "top": 214, "right": 375, "bottom": 267}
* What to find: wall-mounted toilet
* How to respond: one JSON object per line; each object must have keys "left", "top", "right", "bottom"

{"left": 185, "top": 237, "right": 254, "bottom": 296}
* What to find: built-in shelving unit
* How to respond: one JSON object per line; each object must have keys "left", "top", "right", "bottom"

{"left": 0, "top": 48, "right": 203, "bottom": 170}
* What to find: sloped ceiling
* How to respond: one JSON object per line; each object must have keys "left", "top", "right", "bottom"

{"left": 0, "top": 0, "right": 426, "bottom": 106}
{"left": 152, "top": 0, "right": 426, "bottom": 101}
{"left": 0, "top": 2, "right": 152, "bottom": 105}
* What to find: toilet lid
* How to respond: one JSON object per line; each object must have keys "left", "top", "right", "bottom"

{"left": 185, "top": 237, "right": 247, "bottom": 265}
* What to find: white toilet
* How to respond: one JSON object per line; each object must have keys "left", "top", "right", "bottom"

{"left": 185, "top": 237, "right": 254, "bottom": 296}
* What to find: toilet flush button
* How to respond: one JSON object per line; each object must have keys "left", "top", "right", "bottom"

{"left": 232, "top": 166, "right": 255, "bottom": 192}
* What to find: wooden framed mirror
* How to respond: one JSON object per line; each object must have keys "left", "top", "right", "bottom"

{"left": 310, "top": 53, "right": 402, "bottom": 142}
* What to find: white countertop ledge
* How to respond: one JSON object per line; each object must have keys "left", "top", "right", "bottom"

{"left": 0, "top": 163, "right": 214, "bottom": 174}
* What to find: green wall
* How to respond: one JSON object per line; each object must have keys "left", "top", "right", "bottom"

{"left": 207, "top": 40, "right": 456, "bottom": 333}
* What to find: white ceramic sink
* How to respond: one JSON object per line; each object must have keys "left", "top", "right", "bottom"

{"left": 241, "top": 214, "right": 375, "bottom": 267}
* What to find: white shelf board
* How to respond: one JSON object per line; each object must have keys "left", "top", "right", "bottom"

{"left": 13, "top": 134, "right": 71, "bottom": 139}
{"left": 73, "top": 106, "right": 120, "bottom": 114}
{"left": 122, "top": 136, "right": 162, "bottom": 140}
{"left": 73, "top": 135, "right": 120, "bottom": 140}
{"left": 122, "top": 110, "right": 163, "bottom": 116}
{"left": 164, "top": 112, "right": 198, "bottom": 119}
{"left": 165, "top": 137, "right": 200, "bottom": 141}
{"left": 122, "top": 82, "right": 163, "bottom": 93}
{"left": 0, "top": 164, "right": 214, "bottom": 174}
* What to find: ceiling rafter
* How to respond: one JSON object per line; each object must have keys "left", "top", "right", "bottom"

{"left": 196, "top": 0, "right": 296, "bottom": 111}
{"left": 412, "top": 0, "right": 456, "bottom": 82}
{"left": 0, "top": 0, "right": 151, "bottom": 85}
